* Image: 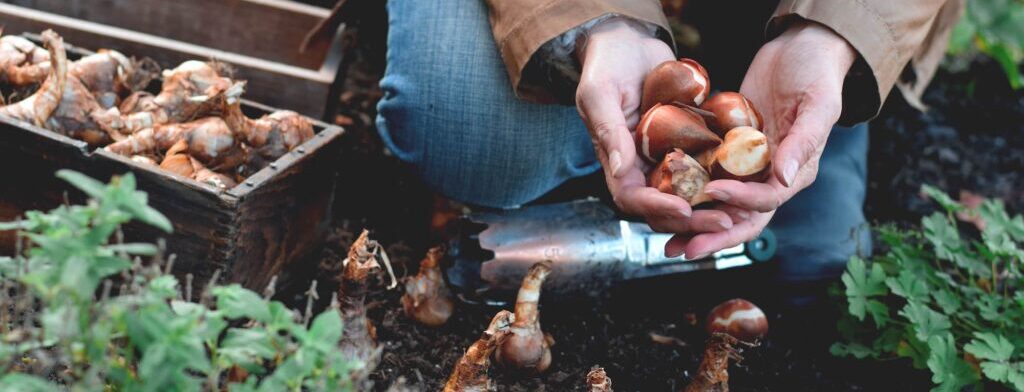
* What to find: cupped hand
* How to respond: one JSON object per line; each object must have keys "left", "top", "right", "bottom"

{"left": 576, "top": 18, "right": 733, "bottom": 236}
{"left": 666, "top": 21, "right": 858, "bottom": 259}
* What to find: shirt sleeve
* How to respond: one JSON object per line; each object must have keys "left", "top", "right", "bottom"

{"left": 769, "top": 0, "right": 965, "bottom": 123}
{"left": 484, "top": 0, "right": 673, "bottom": 103}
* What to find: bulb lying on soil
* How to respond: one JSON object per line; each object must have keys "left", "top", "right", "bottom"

{"left": 635, "top": 103, "right": 721, "bottom": 163}
{"left": 705, "top": 298, "right": 768, "bottom": 343}
{"left": 648, "top": 149, "right": 712, "bottom": 206}
{"left": 338, "top": 230, "right": 384, "bottom": 380}
{"left": 641, "top": 58, "right": 710, "bottom": 113}
{"left": 497, "top": 260, "right": 554, "bottom": 373}
{"left": 402, "top": 245, "right": 455, "bottom": 327}
{"left": 586, "top": 366, "right": 613, "bottom": 392}
{"left": 684, "top": 333, "right": 755, "bottom": 392}
{"left": 443, "top": 310, "right": 515, "bottom": 392}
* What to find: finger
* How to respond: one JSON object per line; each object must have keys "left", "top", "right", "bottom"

{"left": 616, "top": 186, "right": 693, "bottom": 219}
{"left": 715, "top": 204, "right": 754, "bottom": 223}
{"left": 773, "top": 101, "right": 837, "bottom": 187}
{"left": 647, "top": 209, "right": 733, "bottom": 234}
{"left": 684, "top": 212, "right": 774, "bottom": 259}
{"left": 576, "top": 84, "right": 636, "bottom": 179}
{"left": 665, "top": 233, "right": 692, "bottom": 258}
{"left": 704, "top": 179, "right": 790, "bottom": 213}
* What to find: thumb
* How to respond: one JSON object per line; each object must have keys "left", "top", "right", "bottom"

{"left": 576, "top": 83, "right": 636, "bottom": 178}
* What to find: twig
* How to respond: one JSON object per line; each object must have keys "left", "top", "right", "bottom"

{"left": 263, "top": 275, "right": 278, "bottom": 300}
{"left": 303, "top": 280, "right": 319, "bottom": 326}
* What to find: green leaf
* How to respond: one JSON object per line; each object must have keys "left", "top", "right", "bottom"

{"left": 57, "top": 169, "right": 107, "bottom": 199}
{"left": 898, "top": 333, "right": 931, "bottom": 370}
{"left": 927, "top": 334, "right": 979, "bottom": 392}
{"left": 965, "top": 332, "right": 1014, "bottom": 362}
{"left": 305, "top": 309, "right": 343, "bottom": 349}
{"left": 931, "top": 290, "right": 962, "bottom": 316}
{"left": 921, "top": 185, "right": 963, "bottom": 213}
{"left": 900, "top": 302, "right": 951, "bottom": 343}
{"left": 948, "top": 16, "right": 977, "bottom": 55}
{"left": 831, "top": 342, "right": 876, "bottom": 359}
{"left": 842, "top": 257, "right": 890, "bottom": 326}
{"left": 886, "top": 271, "right": 930, "bottom": 303}
{"left": 0, "top": 373, "right": 61, "bottom": 392}
{"left": 213, "top": 284, "right": 272, "bottom": 323}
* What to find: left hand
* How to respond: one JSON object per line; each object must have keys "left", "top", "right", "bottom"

{"left": 665, "top": 20, "right": 857, "bottom": 259}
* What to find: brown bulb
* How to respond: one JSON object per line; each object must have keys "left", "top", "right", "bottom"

{"left": 648, "top": 149, "right": 711, "bottom": 206}
{"left": 641, "top": 58, "right": 710, "bottom": 113}
{"left": 700, "top": 92, "right": 763, "bottom": 136}
{"left": 497, "top": 261, "right": 554, "bottom": 373}
{"left": 705, "top": 298, "right": 768, "bottom": 343}
{"left": 402, "top": 246, "right": 455, "bottom": 327}
{"left": 704, "top": 126, "right": 770, "bottom": 182}
{"left": 635, "top": 103, "right": 721, "bottom": 163}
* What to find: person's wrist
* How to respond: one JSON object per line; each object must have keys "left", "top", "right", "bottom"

{"left": 576, "top": 17, "right": 672, "bottom": 65}
{"left": 785, "top": 20, "right": 857, "bottom": 77}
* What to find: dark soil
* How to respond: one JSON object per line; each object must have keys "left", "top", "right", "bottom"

{"left": 291, "top": 1, "right": 1023, "bottom": 390}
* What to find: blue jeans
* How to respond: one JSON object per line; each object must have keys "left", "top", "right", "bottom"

{"left": 376, "top": 0, "right": 870, "bottom": 282}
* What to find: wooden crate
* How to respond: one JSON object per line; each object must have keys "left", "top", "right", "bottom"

{"left": 0, "top": 0, "right": 346, "bottom": 120}
{"left": 0, "top": 42, "right": 346, "bottom": 292}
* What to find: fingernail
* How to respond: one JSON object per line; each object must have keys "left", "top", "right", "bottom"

{"left": 718, "top": 217, "right": 733, "bottom": 229}
{"left": 705, "top": 189, "right": 730, "bottom": 202}
{"left": 735, "top": 210, "right": 751, "bottom": 220}
{"left": 666, "top": 248, "right": 685, "bottom": 258}
{"left": 677, "top": 207, "right": 692, "bottom": 218}
{"left": 609, "top": 150, "right": 623, "bottom": 177}
{"left": 782, "top": 159, "right": 798, "bottom": 187}
{"left": 686, "top": 251, "right": 710, "bottom": 261}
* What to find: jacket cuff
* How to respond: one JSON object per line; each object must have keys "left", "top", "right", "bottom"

{"left": 769, "top": 0, "right": 900, "bottom": 124}
{"left": 492, "top": 0, "right": 672, "bottom": 103}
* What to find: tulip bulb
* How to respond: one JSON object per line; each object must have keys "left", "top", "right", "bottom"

{"left": 641, "top": 58, "right": 710, "bottom": 113}
{"left": 636, "top": 103, "right": 721, "bottom": 163}
{"left": 700, "top": 92, "right": 763, "bottom": 136}
{"left": 704, "top": 126, "right": 770, "bottom": 182}
{"left": 649, "top": 149, "right": 711, "bottom": 206}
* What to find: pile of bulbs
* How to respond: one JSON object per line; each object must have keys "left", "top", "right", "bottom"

{"left": 637, "top": 58, "right": 770, "bottom": 205}
{"left": 0, "top": 30, "right": 314, "bottom": 190}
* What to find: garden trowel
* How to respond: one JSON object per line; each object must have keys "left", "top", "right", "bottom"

{"left": 445, "top": 198, "right": 776, "bottom": 305}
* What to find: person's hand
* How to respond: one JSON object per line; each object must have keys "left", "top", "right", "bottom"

{"left": 665, "top": 21, "right": 858, "bottom": 259}
{"left": 576, "top": 18, "right": 734, "bottom": 236}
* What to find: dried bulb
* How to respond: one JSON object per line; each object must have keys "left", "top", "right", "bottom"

{"left": 586, "top": 366, "right": 613, "bottom": 392}
{"left": 496, "top": 261, "right": 554, "bottom": 373}
{"left": 648, "top": 149, "right": 711, "bottom": 206}
{"left": 443, "top": 310, "right": 515, "bottom": 392}
{"left": 401, "top": 246, "right": 455, "bottom": 327}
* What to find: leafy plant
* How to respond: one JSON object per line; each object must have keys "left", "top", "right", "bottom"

{"left": 833, "top": 185, "right": 1024, "bottom": 392}
{"left": 947, "top": 0, "right": 1024, "bottom": 89}
{"left": 0, "top": 170, "right": 357, "bottom": 391}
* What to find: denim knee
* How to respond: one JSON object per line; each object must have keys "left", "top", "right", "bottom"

{"left": 768, "top": 123, "right": 871, "bottom": 282}
{"left": 375, "top": 0, "right": 599, "bottom": 208}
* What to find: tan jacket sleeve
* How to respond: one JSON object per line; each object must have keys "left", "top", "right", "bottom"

{"left": 770, "top": 0, "right": 965, "bottom": 123}
{"left": 484, "top": 0, "right": 671, "bottom": 102}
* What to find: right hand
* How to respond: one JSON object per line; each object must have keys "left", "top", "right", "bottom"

{"left": 575, "top": 18, "right": 735, "bottom": 255}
